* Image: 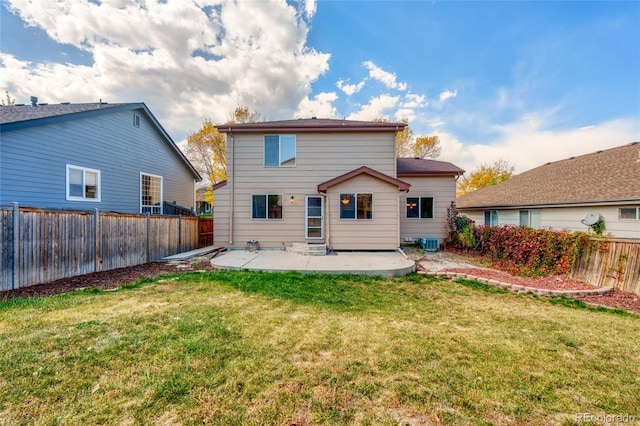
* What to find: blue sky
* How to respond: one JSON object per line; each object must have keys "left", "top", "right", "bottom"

{"left": 1, "top": 0, "right": 639, "bottom": 174}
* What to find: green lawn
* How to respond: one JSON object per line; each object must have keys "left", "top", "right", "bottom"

{"left": 1, "top": 271, "right": 638, "bottom": 425}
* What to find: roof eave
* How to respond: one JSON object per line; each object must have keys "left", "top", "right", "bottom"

{"left": 219, "top": 124, "right": 406, "bottom": 134}
{"left": 457, "top": 197, "right": 640, "bottom": 210}
{"left": 398, "top": 171, "right": 464, "bottom": 177}
{"left": 317, "top": 166, "right": 411, "bottom": 193}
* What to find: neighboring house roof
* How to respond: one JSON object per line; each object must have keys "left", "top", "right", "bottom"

{"left": 397, "top": 157, "right": 465, "bottom": 177}
{"left": 212, "top": 181, "right": 227, "bottom": 190}
{"left": 317, "top": 166, "right": 411, "bottom": 193}
{"left": 457, "top": 142, "right": 640, "bottom": 209}
{"left": 0, "top": 102, "right": 202, "bottom": 181}
{"left": 218, "top": 117, "right": 407, "bottom": 133}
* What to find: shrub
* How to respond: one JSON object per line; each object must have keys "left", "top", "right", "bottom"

{"left": 458, "top": 225, "right": 594, "bottom": 277}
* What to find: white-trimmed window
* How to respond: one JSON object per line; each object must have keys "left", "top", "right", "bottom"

{"left": 66, "top": 165, "right": 101, "bottom": 202}
{"left": 340, "top": 193, "right": 373, "bottom": 220}
{"left": 484, "top": 210, "right": 499, "bottom": 226}
{"left": 141, "top": 173, "right": 162, "bottom": 214}
{"left": 406, "top": 197, "right": 434, "bottom": 219}
{"left": 264, "top": 135, "right": 296, "bottom": 167}
{"left": 519, "top": 210, "right": 541, "bottom": 228}
{"left": 252, "top": 194, "right": 283, "bottom": 219}
{"left": 619, "top": 207, "right": 639, "bottom": 220}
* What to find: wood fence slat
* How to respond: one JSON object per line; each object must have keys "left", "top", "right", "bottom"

{"left": 571, "top": 239, "right": 640, "bottom": 295}
{"left": 0, "top": 206, "right": 203, "bottom": 290}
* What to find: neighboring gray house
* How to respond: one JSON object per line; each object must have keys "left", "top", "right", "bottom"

{"left": 457, "top": 142, "right": 640, "bottom": 239}
{"left": 0, "top": 101, "right": 201, "bottom": 214}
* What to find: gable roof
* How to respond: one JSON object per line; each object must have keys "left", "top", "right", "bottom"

{"left": 457, "top": 142, "right": 640, "bottom": 209}
{"left": 317, "top": 166, "right": 411, "bottom": 193}
{"left": 218, "top": 118, "right": 406, "bottom": 133}
{"left": 0, "top": 102, "right": 201, "bottom": 181}
{"left": 397, "top": 157, "right": 465, "bottom": 177}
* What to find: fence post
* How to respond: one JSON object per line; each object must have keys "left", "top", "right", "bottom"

{"left": 146, "top": 212, "right": 151, "bottom": 262}
{"left": 94, "top": 208, "right": 101, "bottom": 272}
{"left": 178, "top": 215, "right": 182, "bottom": 253}
{"left": 11, "top": 202, "right": 19, "bottom": 290}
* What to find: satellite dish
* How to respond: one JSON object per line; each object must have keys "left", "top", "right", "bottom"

{"left": 582, "top": 212, "right": 600, "bottom": 226}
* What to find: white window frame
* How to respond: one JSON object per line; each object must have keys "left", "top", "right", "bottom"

{"left": 405, "top": 196, "right": 434, "bottom": 219}
{"left": 264, "top": 135, "right": 296, "bottom": 167}
{"left": 618, "top": 207, "right": 639, "bottom": 220}
{"left": 140, "top": 172, "right": 163, "bottom": 215}
{"left": 251, "top": 194, "right": 284, "bottom": 220}
{"left": 519, "top": 209, "right": 542, "bottom": 228}
{"left": 484, "top": 210, "right": 499, "bottom": 226}
{"left": 339, "top": 192, "right": 373, "bottom": 220}
{"left": 66, "top": 164, "right": 101, "bottom": 202}
{"left": 305, "top": 195, "right": 324, "bottom": 239}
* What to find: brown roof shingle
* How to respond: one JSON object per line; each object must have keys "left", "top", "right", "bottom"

{"left": 397, "top": 157, "right": 465, "bottom": 176}
{"left": 457, "top": 142, "right": 640, "bottom": 209}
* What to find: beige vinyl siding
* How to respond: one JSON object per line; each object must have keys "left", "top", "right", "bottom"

{"left": 218, "top": 131, "right": 397, "bottom": 249}
{"left": 457, "top": 205, "right": 640, "bottom": 239}
{"left": 213, "top": 185, "right": 230, "bottom": 246}
{"left": 399, "top": 176, "right": 457, "bottom": 242}
{"left": 327, "top": 174, "right": 400, "bottom": 250}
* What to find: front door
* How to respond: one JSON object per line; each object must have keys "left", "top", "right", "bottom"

{"left": 305, "top": 196, "right": 324, "bottom": 239}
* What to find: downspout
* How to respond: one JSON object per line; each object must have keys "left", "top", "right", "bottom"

{"left": 229, "top": 132, "right": 235, "bottom": 245}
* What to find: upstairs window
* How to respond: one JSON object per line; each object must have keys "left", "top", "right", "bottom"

{"left": 406, "top": 197, "right": 434, "bottom": 219}
{"left": 141, "top": 173, "right": 162, "bottom": 214}
{"left": 340, "top": 193, "right": 373, "bottom": 220}
{"left": 66, "top": 165, "right": 101, "bottom": 202}
{"left": 264, "top": 135, "right": 296, "bottom": 167}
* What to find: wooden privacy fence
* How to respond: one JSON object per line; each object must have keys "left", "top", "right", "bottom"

{"left": 570, "top": 238, "right": 640, "bottom": 295}
{"left": 198, "top": 218, "right": 214, "bottom": 248}
{"left": 1, "top": 203, "right": 199, "bottom": 291}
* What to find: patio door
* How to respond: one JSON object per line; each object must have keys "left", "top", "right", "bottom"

{"left": 305, "top": 196, "right": 324, "bottom": 239}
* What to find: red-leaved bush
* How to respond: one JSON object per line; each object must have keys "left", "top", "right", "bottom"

{"left": 449, "top": 225, "right": 592, "bottom": 277}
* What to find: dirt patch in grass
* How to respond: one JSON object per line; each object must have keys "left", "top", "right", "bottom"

{"left": 0, "top": 258, "right": 216, "bottom": 301}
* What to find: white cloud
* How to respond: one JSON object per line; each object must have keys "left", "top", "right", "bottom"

{"left": 2, "top": 0, "right": 330, "bottom": 139}
{"left": 402, "top": 93, "right": 427, "bottom": 109}
{"left": 363, "top": 61, "right": 407, "bottom": 91}
{"left": 303, "top": 0, "right": 317, "bottom": 18}
{"left": 296, "top": 92, "right": 338, "bottom": 118}
{"left": 347, "top": 94, "right": 400, "bottom": 121}
{"left": 439, "top": 89, "right": 457, "bottom": 101}
{"left": 439, "top": 116, "right": 639, "bottom": 175}
{"left": 336, "top": 79, "right": 366, "bottom": 96}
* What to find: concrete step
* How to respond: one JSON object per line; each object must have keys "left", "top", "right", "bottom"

{"left": 286, "top": 243, "right": 327, "bottom": 256}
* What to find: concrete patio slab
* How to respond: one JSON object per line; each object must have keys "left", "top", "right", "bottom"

{"left": 211, "top": 250, "right": 415, "bottom": 278}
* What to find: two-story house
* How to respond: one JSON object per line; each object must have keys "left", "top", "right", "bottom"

{"left": 0, "top": 101, "right": 201, "bottom": 214}
{"left": 213, "top": 118, "right": 464, "bottom": 251}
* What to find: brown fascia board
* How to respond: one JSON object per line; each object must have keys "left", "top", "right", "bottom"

{"left": 317, "top": 166, "right": 411, "bottom": 193}
{"left": 398, "top": 171, "right": 464, "bottom": 177}
{"left": 212, "top": 180, "right": 227, "bottom": 190}
{"left": 218, "top": 123, "right": 406, "bottom": 134}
